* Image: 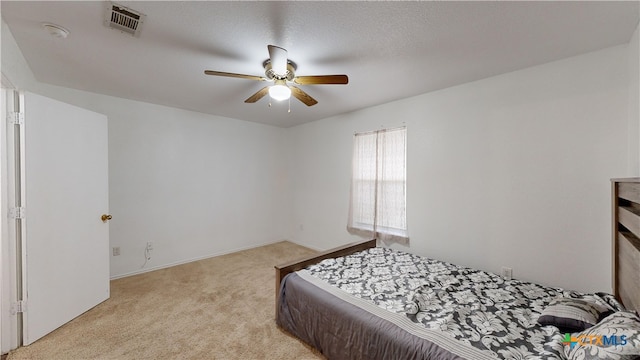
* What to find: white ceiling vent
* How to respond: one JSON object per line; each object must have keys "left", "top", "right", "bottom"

{"left": 105, "top": 2, "right": 145, "bottom": 37}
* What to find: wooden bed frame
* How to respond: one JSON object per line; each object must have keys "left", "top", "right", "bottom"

{"left": 274, "top": 238, "right": 377, "bottom": 315}
{"left": 275, "top": 179, "right": 640, "bottom": 316}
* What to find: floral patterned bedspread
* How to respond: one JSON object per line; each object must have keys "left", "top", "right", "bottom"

{"left": 304, "top": 247, "right": 620, "bottom": 359}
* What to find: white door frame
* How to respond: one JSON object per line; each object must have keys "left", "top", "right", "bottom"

{"left": 1, "top": 86, "right": 24, "bottom": 353}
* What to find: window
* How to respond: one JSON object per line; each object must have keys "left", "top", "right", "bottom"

{"left": 347, "top": 127, "right": 408, "bottom": 243}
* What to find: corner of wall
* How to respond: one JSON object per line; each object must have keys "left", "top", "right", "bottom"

{"left": 1, "top": 19, "right": 37, "bottom": 90}
{"left": 630, "top": 22, "right": 640, "bottom": 176}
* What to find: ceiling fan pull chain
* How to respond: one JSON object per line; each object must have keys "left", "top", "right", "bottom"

{"left": 288, "top": 97, "right": 291, "bottom": 113}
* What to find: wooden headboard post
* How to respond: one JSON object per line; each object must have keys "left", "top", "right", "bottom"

{"left": 611, "top": 178, "right": 640, "bottom": 313}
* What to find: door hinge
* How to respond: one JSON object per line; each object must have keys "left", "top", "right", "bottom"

{"left": 11, "top": 300, "right": 26, "bottom": 314}
{"left": 9, "top": 111, "right": 24, "bottom": 125}
{"left": 10, "top": 207, "right": 26, "bottom": 219}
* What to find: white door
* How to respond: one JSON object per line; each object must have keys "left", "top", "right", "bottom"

{"left": 22, "top": 92, "right": 110, "bottom": 345}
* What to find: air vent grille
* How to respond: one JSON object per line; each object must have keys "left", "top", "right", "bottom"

{"left": 105, "top": 2, "right": 145, "bottom": 37}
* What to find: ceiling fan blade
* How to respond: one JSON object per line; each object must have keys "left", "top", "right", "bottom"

{"left": 204, "top": 70, "right": 266, "bottom": 81}
{"left": 244, "top": 86, "right": 270, "bottom": 103}
{"left": 290, "top": 86, "right": 318, "bottom": 106}
{"left": 293, "top": 75, "right": 349, "bottom": 85}
{"left": 267, "top": 45, "right": 288, "bottom": 76}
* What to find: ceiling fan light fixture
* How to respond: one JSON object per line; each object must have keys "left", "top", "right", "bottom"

{"left": 269, "top": 84, "right": 291, "bottom": 101}
{"left": 204, "top": 45, "right": 347, "bottom": 107}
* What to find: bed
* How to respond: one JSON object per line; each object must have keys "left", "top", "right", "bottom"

{"left": 275, "top": 178, "right": 640, "bottom": 360}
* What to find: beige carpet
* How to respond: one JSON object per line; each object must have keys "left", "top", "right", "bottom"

{"left": 7, "top": 241, "right": 324, "bottom": 360}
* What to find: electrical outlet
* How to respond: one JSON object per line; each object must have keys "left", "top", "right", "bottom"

{"left": 112, "top": 247, "right": 120, "bottom": 256}
{"left": 501, "top": 266, "right": 512, "bottom": 280}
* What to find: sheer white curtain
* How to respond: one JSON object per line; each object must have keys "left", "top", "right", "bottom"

{"left": 347, "top": 127, "right": 408, "bottom": 245}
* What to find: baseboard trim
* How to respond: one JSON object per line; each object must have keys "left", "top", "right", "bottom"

{"left": 110, "top": 239, "right": 298, "bottom": 280}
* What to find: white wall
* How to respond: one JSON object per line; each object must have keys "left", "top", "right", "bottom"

{"left": 0, "top": 22, "right": 37, "bottom": 91}
{"left": 1, "top": 20, "right": 291, "bottom": 278}
{"left": 287, "top": 45, "right": 630, "bottom": 294}
{"left": 630, "top": 22, "right": 640, "bottom": 175}
{"left": 41, "top": 87, "right": 292, "bottom": 278}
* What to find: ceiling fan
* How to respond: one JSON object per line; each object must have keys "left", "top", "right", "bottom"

{"left": 204, "top": 45, "right": 348, "bottom": 107}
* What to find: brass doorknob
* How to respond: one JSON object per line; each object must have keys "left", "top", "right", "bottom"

{"left": 101, "top": 214, "right": 112, "bottom": 223}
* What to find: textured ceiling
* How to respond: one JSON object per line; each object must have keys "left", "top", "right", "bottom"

{"left": 1, "top": 1, "right": 639, "bottom": 128}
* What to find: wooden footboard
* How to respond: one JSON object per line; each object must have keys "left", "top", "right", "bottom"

{"left": 274, "top": 239, "right": 376, "bottom": 315}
